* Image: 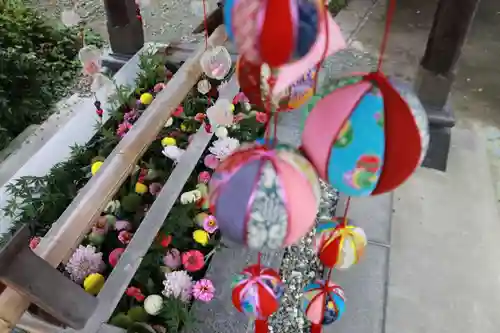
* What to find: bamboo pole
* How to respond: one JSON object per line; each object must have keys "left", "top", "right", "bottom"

{"left": 0, "top": 25, "right": 228, "bottom": 333}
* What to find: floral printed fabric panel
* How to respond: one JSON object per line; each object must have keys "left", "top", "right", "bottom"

{"left": 246, "top": 161, "right": 288, "bottom": 250}
{"left": 327, "top": 91, "right": 386, "bottom": 196}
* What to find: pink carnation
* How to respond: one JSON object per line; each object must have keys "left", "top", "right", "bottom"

{"left": 192, "top": 279, "right": 215, "bottom": 302}
{"left": 198, "top": 171, "right": 211, "bottom": 184}
{"left": 255, "top": 112, "right": 268, "bottom": 124}
{"left": 204, "top": 154, "right": 219, "bottom": 169}
{"left": 173, "top": 105, "right": 184, "bottom": 117}
{"left": 29, "top": 236, "right": 41, "bottom": 250}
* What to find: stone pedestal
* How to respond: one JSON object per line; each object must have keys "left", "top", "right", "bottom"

{"left": 415, "top": 0, "right": 481, "bottom": 171}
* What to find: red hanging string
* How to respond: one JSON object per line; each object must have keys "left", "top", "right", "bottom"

{"left": 341, "top": 196, "right": 351, "bottom": 227}
{"left": 313, "top": 4, "right": 331, "bottom": 93}
{"left": 376, "top": 0, "right": 397, "bottom": 72}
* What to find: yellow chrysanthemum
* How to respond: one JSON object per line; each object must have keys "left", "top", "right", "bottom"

{"left": 135, "top": 182, "right": 148, "bottom": 194}
{"left": 91, "top": 161, "right": 103, "bottom": 176}
{"left": 84, "top": 273, "right": 105, "bottom": 295}
{"left": 140, "top": 92, "right": 154, "bottom": 105}
{"left": 161, "top": 137, "right": 176, "bottom": 147}
{"left": 193, "top": 229, "right": 209, "bottom": 246}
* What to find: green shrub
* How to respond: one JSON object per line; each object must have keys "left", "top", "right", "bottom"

{"left": 0, "top": 0, "right": 102, "bottom": 151}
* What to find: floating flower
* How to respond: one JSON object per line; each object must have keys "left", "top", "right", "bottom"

{"left": 66, "top": 245, "right": 105, "bottom": 284}
{"left": 233, "top": 92, "right": 249, "bottom": 104}
{"left": 118, "top": 230, "right": 133, "bottom": 244}
{"left": 209, "top": 137, "right": 240, "bottom": 161}
{"left": 84, "top": 273, "right": 105, "bottom": 295}
{"left": 135, "top": 182, "right": 148, "bottom": 194}
{"left": 124, "top": 110, "right": 139, "bottom": 123}
{"left": 173, "top": 105, "right": 184, "bottom": 117}
{"left": 126, "top": 286, "right": 145, "bottom": 302}
{"left": 162, "top": 146, "right": 185, "bottom": 163}
{"left": 109, "top": 248, "right": 125, "bottom": 267}
{"left": 255, "top": 112, "right": 268, "bottom": 123}
{"left": 154, "top": 82, "right": 166, "bottom": 93}
{"left": 163, "top": 248, "right": 181, "bottom": 268}
{"left": 149, "top": 182, "right": 163, "bottom": 196}
{"left": 182, "top": 250, "right": 205, "bottom": 272}
{"left": 194, "top": 113, "right": 206, "bottom": 122}
{"left": 193, "top": 230, "right": 210, "bottom": 246}
{"left": 233, "top": 113, "right": 246, "bottom": 123}
{"left": 161, "top": 137, "right": 176, "bottom": 147}
{"left": 158, "top": 234, "right": 172, "bottom": 248}
{"left": 198, "top": 171, "right": 211, "bottom": 184}
{"left": 192, "top": 279, "right": 215, "bottom": 302}
{"left": 203, "top": 215, "right": 218, "bottom": 233}
{"left": 29, "top": 236, "right": 40, "bottom": 250}
{"left": 162, "top": 271, "right": 193, "bottom": 302}
{"left": 215, "top": 127, "right": 228, "bottom": 138}
{"left": 164, "top": 118, "right": 174, "bottom": 127}
{"left": 115, "top": 220, "right": 132, "bottom": 231}
{"left": 91, "top": 161, "right": 103, "bottom": 176}
{"left": 144, "top": 295, "right": 164, "bottom": 315}
{"left": 203, "top": 154, "right": 219, "bottom": 169}
{"left": 117, "top": 121, "right": 133, "bottom": 137}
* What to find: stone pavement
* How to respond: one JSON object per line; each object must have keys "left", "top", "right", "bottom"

{"left": 323, "top": 0, "right": 500, "bottom": 333}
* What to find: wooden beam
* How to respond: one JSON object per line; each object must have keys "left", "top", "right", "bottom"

{"left": 0, "top": 25, "right": 228, "bottom": 333}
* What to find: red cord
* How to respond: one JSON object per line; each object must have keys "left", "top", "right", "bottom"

{"left": 313, "top": 4, "right": 330, "bottom": 93}
{"left": 376, "top": 0, "right": 397, "bottom": 72}
{"left": 341, "top": 197, "right": 351, "bottom": 226}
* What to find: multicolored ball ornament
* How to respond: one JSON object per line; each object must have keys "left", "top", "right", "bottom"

{"left": 301, "top": 72, "right": 429, "bottom": 197}
{"left": 302, "top": 280, "right": 346, "bottom": 333}
{"left": 232, "top": 264, "right": 285, "bottom": 333}
{"left": 208, "top": 142, "right": 321, "bottom": 250}
{"left": 314, "top": 218, "right": 367, "bottom": 270}
{"left": 224, "top": 0, "right": 323, "bottom": 66}
{"left": 236, "top": 58, "right": 316, "bottom": 111}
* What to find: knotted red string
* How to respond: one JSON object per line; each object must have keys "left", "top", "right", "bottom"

{"left": 377, "top": 0, "right": 397, "bottom": 72}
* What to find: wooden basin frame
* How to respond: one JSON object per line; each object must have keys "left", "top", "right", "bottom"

{"left": 0, "top": 25, "right": 239, "bottom": 333}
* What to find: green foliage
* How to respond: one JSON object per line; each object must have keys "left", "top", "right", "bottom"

{"left": 127, "top": 306, "right": 149, "bottom": 322}
{"left": 327, "top": 0, "right": 348, "bottom": 15}
{"left": 0, "top": 0, "right": 103, "bottom": 151}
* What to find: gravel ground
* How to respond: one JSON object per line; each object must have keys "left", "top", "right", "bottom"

{"left": 269, "top": 181, "right": 338, "bottom": 333}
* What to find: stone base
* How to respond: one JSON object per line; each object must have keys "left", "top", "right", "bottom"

{"left": 415, "top": 65, "right": 456, "bottom": 172}
{"left": 101, "top": 52, "right": 133, "bottom": 75}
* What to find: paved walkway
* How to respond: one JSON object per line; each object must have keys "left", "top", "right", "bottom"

{"left": 325, "top": 0, "right": 500, "bottom": 332}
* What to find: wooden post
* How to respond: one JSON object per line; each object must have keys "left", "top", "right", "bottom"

{"left": 101, "top": 0, "right": 145, "bottom": 73}
{"left": 415, "top": 0, "right": 481, "bottom": 171}
{"left": 0, "top": 26, "right": 228, "bottom": 333}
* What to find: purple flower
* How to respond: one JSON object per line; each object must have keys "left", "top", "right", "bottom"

{"left": 192, "top": 279, "right": 215, "bottom": 302}
{"left": 117, "top": 121, "right": 132, "bottom": 137}
{"left": 124, "top": 110, "right": 139, "bottom": 123}
{"left": 163, "top": 248, "right": 181, "bottom": 269}
{"left": 203, "top": 215, "right": 218, "bottom": 233}
{"left": 65, "top": 245, "right": 105, "bottom": 283}
{"left": 149, "top": 182, "right": 163, "bottom": 196}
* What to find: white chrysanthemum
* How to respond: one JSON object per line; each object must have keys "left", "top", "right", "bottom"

{"left": 162, "top": 146, "right": 185, "bottom": 162}
{"left": 209, "top": 137, "right": 240, "bottom": 161}
{"left": 162, "top": 271, "right": 193, "bottom": 303}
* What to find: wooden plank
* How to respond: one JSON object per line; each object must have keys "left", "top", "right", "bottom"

{"left": 0, "top": 26, "right": 228, "bottom": 333}
{"left": 0, "top": 226, "right": 97, "bottom": 329}
{"left": 65, "top": 75, "right": 240, "bottom": 333}
{"left": 17, "top": 313, "right": 64, "bottom": 333}
{"left": 165, "top": 40, "right": 238, "bottom": 63}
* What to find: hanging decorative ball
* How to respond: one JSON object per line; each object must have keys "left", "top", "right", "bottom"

{"left": 91, "top": 161, "right": 104, "bottom": 175}
{"left": 83, "top": 273, "right": 106, "bottom": 295}
{"left": 390, "top": 79, "right": 430, "bottom": 165}
{"left": 140, "top": 92, "right": 154, "bottom": 105}
{"left": 200, "top": 46, "right": 232, "bottom": 80}
{"left": 302, "top": 280, "right": 346, "bottom": 332}
{"left": 197, "top": 79, "right": 212, "bottom": 95}
{"left": 232, "top": 264, "right": 285, "bottom": 331}
{"left": 301, "top": 72, "right": 429, "bottom": 196}
{"left": 79, "top": 45, "right": 102, "bottom": 76}
{"left": 314, "top": 218, "right": 367, "bottom": 270}
{"left": 237, "top": 58, "right": 316, "bottom": 111}
{"left": 208, "top": 142, "right": 321, "bottom": 250}
{"left": 225, "top": 0, "right": 323, "bottom": 66}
